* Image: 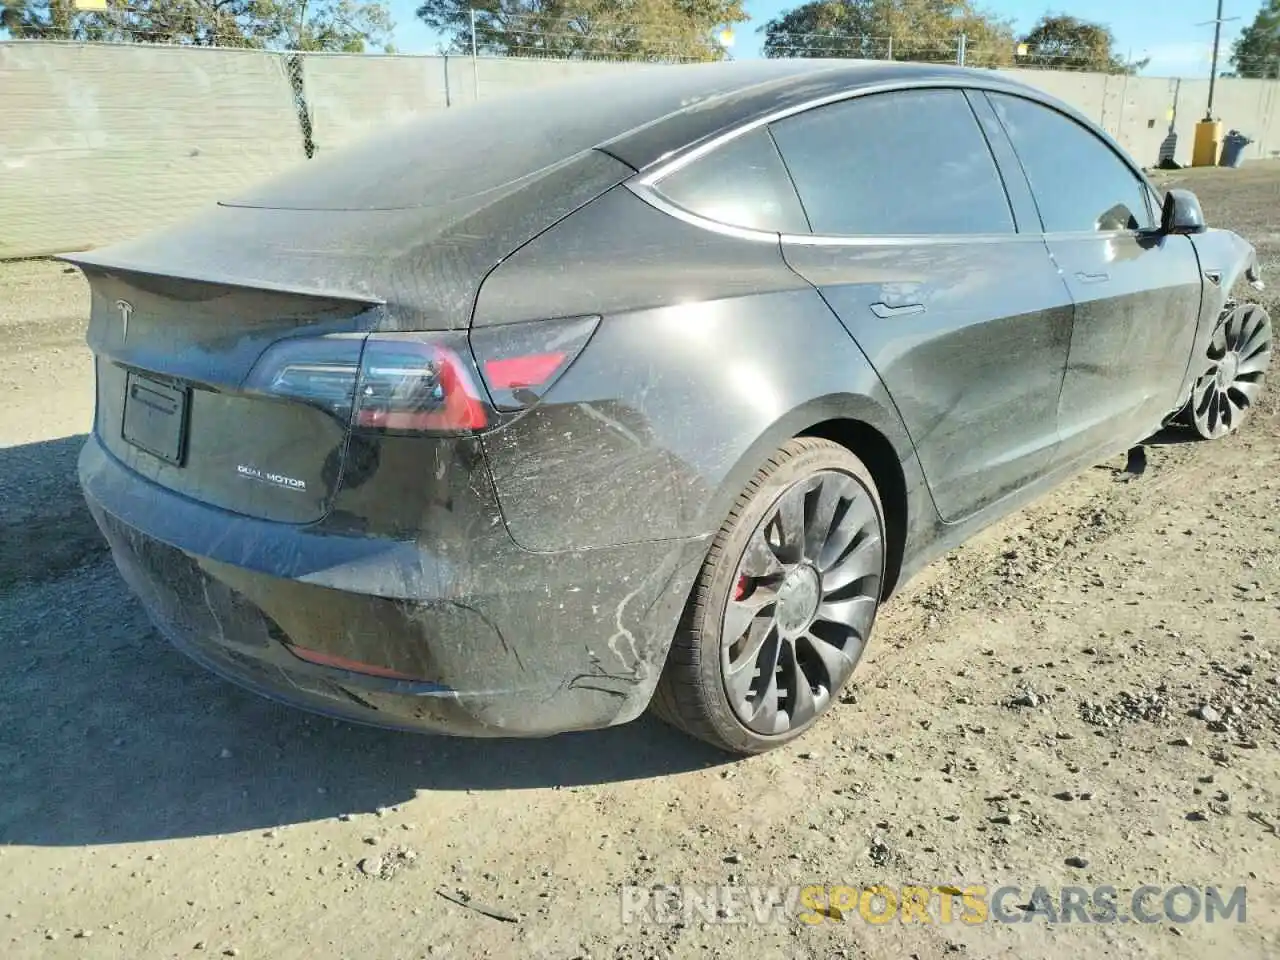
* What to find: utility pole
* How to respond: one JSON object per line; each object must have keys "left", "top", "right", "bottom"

{"left": 1207, "top": 0, "right": 1224, "bottom": 119}
{"left": 469, "top": 8, "right": 479, "bottom": 101}
{"left": 1198, "top": 0, "right": 1240, "bottom": 119}
{"left": 295, "top": 0, "right": 309, "bottom": 50}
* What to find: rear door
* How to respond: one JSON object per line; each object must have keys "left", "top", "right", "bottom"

{"left": 984, "top": 92, "right": 1204, "bottom": 460}
{"left": 770, "top": 88, "right": 1074, "bottom": 523}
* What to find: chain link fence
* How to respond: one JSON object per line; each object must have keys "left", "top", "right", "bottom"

{"left": 14, "top": 7, "right": 1278, "bottom": 76}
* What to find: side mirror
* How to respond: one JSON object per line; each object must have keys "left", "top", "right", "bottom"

{"left": 1161, "top": 189, "right": 1207, "bottom": 235}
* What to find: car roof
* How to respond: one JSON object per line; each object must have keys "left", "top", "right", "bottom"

{"left": 226, "top": 59, "right": 1058, "bottom": 213}
{"left": 589, "top": 59, "right": 1037, "bottom": 168}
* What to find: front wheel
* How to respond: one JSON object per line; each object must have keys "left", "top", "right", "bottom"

{"left": 1183, "top": 301, "right": 1272, "bottom": 440}
{"left": 652, "top": 438, "right": 886, "bottom": 755}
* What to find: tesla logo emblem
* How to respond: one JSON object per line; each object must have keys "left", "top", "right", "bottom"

{"left": 116, "top": 299, "right": 133, "bottom": 341}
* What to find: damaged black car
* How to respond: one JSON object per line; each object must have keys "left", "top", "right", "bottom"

{"left": 70, "top": 59, "right": 1271, "bottom": 754}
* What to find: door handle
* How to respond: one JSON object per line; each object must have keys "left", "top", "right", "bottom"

{"left": 1075, "top": 271, "right": 1110, "bottom": 284}
{"left": 870, "top": 301, "right": 925, "bottom": 319}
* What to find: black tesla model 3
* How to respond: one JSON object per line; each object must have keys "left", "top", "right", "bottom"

{"left": 69, "top": 60, "right": 1271, "bottom": 754}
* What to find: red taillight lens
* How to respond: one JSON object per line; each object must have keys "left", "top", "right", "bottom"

{"left": 483, "top": 352, "right": 567, "bottom": 390}
{"left": 246, "top": 332, "right": 489, "bottom": 436}
{"left": 244, "top": 317, "right": 598, "bottom": 435}
{"left": 471, "top": 316, "right": 598, "bottom": 411}
{"left": 354, "top": 335, "right": 489, "bottom": 435}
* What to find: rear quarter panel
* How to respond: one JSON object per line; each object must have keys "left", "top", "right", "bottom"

{"left": 473, "top": 187, "right": 923, "bottom": 554}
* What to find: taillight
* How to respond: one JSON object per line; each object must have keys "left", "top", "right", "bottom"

{"left": 243, "top": 334, "right": 364, "bottom": 421}
{"left": 354, "top": 335, "right": 489, "bottom": 435}
{"left": 244, "top": 317, "right": 597, "bottom": 435}
{"left": 471, "top": 315, "right": 598, "bottom": 411}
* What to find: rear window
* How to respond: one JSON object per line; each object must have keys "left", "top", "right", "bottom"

{"left": 649, "top": 127, "right": 810, "bottom": 234}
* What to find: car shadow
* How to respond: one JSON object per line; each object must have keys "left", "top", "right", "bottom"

{"left": 1140, "top": 423, "right": 1205, "bottom": 447}
{"left": 0, "top": 435, "right": 729, "bottom": 848}
{"left": 1090, "top": 423, "right": 1204, "bottom": 481}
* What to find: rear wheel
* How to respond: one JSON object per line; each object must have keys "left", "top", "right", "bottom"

{"left": 1183, "top": 301, "right": 1272, "bottom": 440}
{"left": 652, "top": 438, "right": 885, "bottom": 755}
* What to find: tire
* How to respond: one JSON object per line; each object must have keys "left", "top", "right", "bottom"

{"left": 1181, "top": 301, "right": 1272, "bottom": 440}
{"left": 652, "top": 437, "right": 886, "bottom": 755}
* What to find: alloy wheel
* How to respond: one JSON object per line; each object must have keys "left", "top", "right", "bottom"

{"left": 1189, "top": 302, "right": 1272, "bottom": 440}
{"left": 720, "top": 469, "right": 883, "bottom": 736}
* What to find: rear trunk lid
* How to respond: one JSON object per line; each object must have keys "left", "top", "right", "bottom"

{"left": 66, "top": 147, "right": 631, "bottom": 526}
{"left": 79, "top": 266, "right": 377, "bottom": 525}
{"left": 67, "top": 147, "right": 632, "bottom": 332}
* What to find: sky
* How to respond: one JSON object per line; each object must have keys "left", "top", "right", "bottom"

{"left": 388, "top": 0, "right": 1268, "bottom": 79}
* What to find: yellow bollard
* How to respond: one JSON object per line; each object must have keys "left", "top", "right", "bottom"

{"left": 1192, "top": 120, "right": 1223, "bottom": 167}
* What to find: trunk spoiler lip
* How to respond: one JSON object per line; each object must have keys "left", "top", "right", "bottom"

{"left": 56, "top": 250, "right": 387, "bottom": 307}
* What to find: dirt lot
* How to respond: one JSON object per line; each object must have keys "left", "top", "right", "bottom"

{"left": 2, "top": 163, "right": 1279, "bottom": 960}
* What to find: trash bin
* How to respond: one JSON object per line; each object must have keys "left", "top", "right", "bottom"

{"left": 1220, "top": 130, "right": 1253, "bottom": 168}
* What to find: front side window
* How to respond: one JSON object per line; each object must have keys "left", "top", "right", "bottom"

{"left": 988, "top": 92, "right": 1154, "bottom": 233}
{"left": 649, "top": 127, "right": 810, "bottom": 234}
{"left": 767, "top": 89, "right": 1015, "bottom": 237}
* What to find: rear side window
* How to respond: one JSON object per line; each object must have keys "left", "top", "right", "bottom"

{"left": 650, "top": 127, "right": 810, "bottom": 234}
{"left": 768, "top": 89, "right": 1014, "bottom": 236}
{"left": 988, "top": 93, "right": 1154, "bottom": 233}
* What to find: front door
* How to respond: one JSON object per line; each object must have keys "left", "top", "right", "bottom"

{"left": 985, "top": 92, "right": 1205, "bottom": 461}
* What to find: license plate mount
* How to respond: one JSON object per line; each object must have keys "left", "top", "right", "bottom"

{"left": 122, "top": 371, "right": 189, "bottom": 465}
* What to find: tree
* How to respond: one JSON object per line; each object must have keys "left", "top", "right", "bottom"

{"left": 1230, "top": 0, "right": 1280, "bottom": 79}
{"left": 1, "top": 0, "right": 394, "bottom": 51}
{"left": 760, "top": 0, "right": 1016, "bottom": 68}
{"left": 415, "top": 0, "right": 748, "bottom": 62}
{"left": 1016, "top": 13, "right": 1145, "bottom": 75}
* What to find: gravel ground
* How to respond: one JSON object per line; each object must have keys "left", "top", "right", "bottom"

{"left": 2, "top": 164, "right": 1279, "bottom": 960}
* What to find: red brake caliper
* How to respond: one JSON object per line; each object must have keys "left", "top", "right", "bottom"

{"left": 732, "top": 574, "right": 749, "bottom": 601}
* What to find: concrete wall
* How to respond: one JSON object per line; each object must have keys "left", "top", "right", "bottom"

{"left": 2, "top": 41, "right": 1279, "bottom": 259}
{"left": 302, "top": 54, "right": 450, "bottom": 153}
{"left": 448, "top": 54, "right": 654, "bottom": 107}
{"left": 0, "top": 43, "right": 305, "bottom": 258}
{"left": 299, "top": 52, "right": 643, "bottom": 147}
{"left": 1005, "top": 69, "right": 1280, "bottom": 171}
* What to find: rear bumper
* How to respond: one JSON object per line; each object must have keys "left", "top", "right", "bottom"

{"left": 80, "top": 436, "right": 707, "bottom": 736}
